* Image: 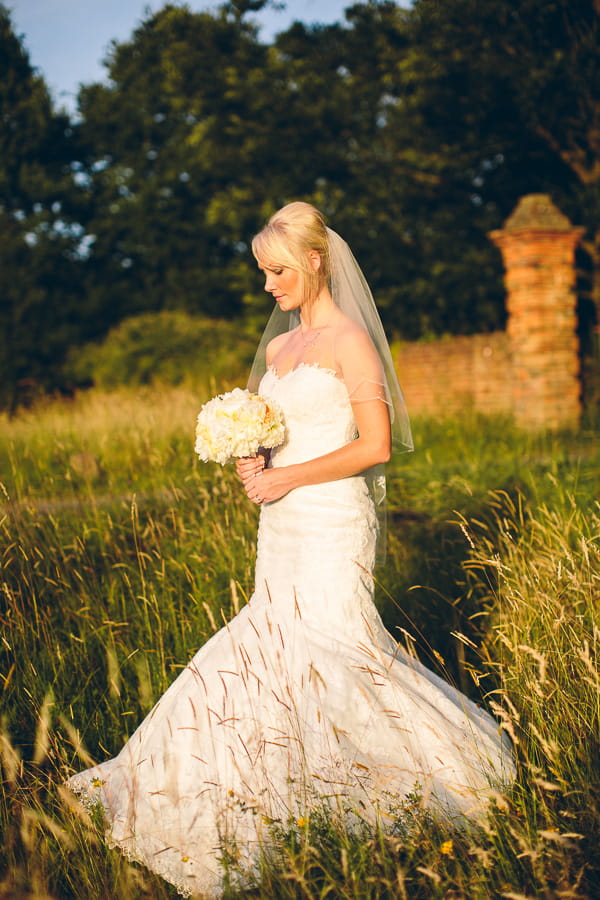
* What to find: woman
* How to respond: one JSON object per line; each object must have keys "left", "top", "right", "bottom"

{"left": 67, "top": 203, "right": 513, "bottom": 898}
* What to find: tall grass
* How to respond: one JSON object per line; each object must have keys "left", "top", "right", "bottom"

{"left": 1, "top": 386, "right": 599, "bottom": 897}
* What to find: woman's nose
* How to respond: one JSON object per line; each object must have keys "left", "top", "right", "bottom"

{"left": 264, "top": 273, "right": 275, "bottom": 292}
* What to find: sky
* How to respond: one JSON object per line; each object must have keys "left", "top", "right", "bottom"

{"left": 9, "top": 0, "right": 358, "bottom": 112}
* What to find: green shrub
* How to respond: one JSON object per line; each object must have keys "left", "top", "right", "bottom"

{"left": 65, "top": 311, "right": 259, "bottom": 389}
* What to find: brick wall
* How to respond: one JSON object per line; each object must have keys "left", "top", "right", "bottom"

{"left": 394, "top": 332, "right": 511, "bottom": 417}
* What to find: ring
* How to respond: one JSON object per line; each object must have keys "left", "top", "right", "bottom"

{"left": 255, "top": 496, "right": 262, "bottom": 503}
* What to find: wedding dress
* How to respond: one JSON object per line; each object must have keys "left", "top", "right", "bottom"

{"left": 67, "top": 364, "right": 514, "bottom": 898}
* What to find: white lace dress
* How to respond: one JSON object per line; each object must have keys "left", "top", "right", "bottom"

{"left": 67, "top": 365, "right": 514, "bottom": 897}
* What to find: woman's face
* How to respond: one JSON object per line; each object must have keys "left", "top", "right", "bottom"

{"left": 261, "top": 265, "right": 303, "bottom": 311}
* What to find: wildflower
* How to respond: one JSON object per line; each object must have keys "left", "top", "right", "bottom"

{"left": 297, "top": 816, "right": 306, "bottom": 828}
{"left": 91, "top": 778, "right": 105, "bottom": 789}
{"left": 440, "top": 839, "right": 454, "bottom": 856}
{"left": 228, "top": 789, "right": 234, "bottom": 797}
{"left": 182, "top": 856, "right": 189, "bottom": 863}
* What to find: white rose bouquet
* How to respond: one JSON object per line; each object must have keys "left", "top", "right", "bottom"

{"left": 194, "top": 388, "right": 285, "bottom": 466}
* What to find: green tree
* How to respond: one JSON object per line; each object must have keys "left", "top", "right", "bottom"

{"left": 75, "top": 0, "right": 544, "bottom": 343}
{"left": 272, "top": 2, "right": 510, "bottom": 337}
{"left": 75, "top": 5, "right": 288, "bottom": 326}
{"left": 397, "top": 0, "right": 599, "bottom": 332}
{"left": 292, "top": 0, "right": 597, "bottom": 340}
{"left": 0, "top": 5, "right": 86, "bottom": 409}
{"left": 74, "top": 3, "right": 368, "bottom": 330}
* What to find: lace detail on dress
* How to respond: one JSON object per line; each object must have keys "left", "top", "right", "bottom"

{"left": 266, "top": 361, "right": 341, "bottom": 380}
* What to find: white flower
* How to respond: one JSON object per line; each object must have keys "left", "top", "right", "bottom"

{"left": 194, "top": 388, "right": 285, "bottom": 466}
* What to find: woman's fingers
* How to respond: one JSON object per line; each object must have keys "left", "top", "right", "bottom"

{"left": 241, "top": 468, "right": 261, "bottom": 487}
{"left": 235, "top": 456, "right": 269, "bottom": 503}
{"left": 237, "top": 456, "right": 264, "bottom": 474}
{"left": 249, "top": 470, "right": 266, "bottom": 503}
{"left": 236, "top": 457, "right": 265, "bottom": 493}
{"left": 249, "top": 469, "right": 287, "bottom": 505}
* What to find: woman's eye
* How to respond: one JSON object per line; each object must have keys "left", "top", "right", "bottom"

{"left": 272, "top": 268, "right": 283, "bottom": 276}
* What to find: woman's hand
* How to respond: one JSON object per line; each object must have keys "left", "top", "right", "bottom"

{"left": 248, "top": 467, "right": 295, "bottom": 505}
{"left": 235, "top": 454, "right": 264, "bottom": 489}
{"left": 235, "top": 453, "right": 294, "bottom": 505}
{"left": 235, "top": 452, "right": 270, "bottom": 504}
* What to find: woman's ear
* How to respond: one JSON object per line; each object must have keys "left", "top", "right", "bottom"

{"left": 307, "top": 250, "right": 321, "bottom": 272}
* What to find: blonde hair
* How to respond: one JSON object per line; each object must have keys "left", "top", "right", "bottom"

{"left": 252, "top": 201, "right": 331, "bottom": 307}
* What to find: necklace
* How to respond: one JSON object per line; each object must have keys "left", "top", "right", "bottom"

{"left": 300, "top": 310, "right": 335, "bottom": 350}
{"left": 301, "top": 328, "right": 322, "bottom": 349}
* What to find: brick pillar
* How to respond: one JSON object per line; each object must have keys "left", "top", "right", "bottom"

{"left": 489, "top": 194, "right": 584, "bottom": 430}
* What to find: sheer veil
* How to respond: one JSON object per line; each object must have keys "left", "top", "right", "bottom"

{"left": 247, "top": 225, "right": 413, "bottom": 555}
{"left": 326, "top": 228, "right": 413, "bottom": 456}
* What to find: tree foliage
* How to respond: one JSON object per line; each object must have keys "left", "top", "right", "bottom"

{"left": 2, "top": 0, "right": 599, "bottom": 405}
{"left": 75, "top": 6, "right": 271, "bottom": 322}
{"left": 0, "top": 5, "right": 87, "bottom": 409}
{"left": 402, "top": 0, "right": 600, "bottom": 326}
{"left": 65, "top": 310, "right": 257, "bottom": 389}
{"left": 73, "top": 4, "right": 366, "bottom": 327}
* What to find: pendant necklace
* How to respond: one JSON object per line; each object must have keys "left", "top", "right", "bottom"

{"left": 301, "top": 329, "right": 322, "bottom": 350}
{"left": 300, "top": 311, "right": 334, "bottom": 350}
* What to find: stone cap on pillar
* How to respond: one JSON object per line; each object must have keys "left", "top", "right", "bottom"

{"left": 489, "top": 193, "right": 584, "bottom": 244}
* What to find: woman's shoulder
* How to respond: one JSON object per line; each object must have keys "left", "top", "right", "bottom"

{"left": 267, "top": 331, "right": 289, "bottom": 351}
{"left": 266, "top": 328, "right": 296, "bottom": 355}
{"left": 335, "top": 314, "right": 375, "bottom": 355}
{"left": 334, "top": 313, "right": 383, "bottom": 384}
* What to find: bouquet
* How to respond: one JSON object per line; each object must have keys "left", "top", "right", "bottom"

{"left": 194, "top": 388, "right": 285, "bottom": 466}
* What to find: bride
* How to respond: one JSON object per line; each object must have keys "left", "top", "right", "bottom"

{"left": 67, "top": 202, "right": 514, "bottom": 897}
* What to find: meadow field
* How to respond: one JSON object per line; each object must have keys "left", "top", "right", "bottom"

{"left": 1, "top": 383, "right": 599, "bottom": 898}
